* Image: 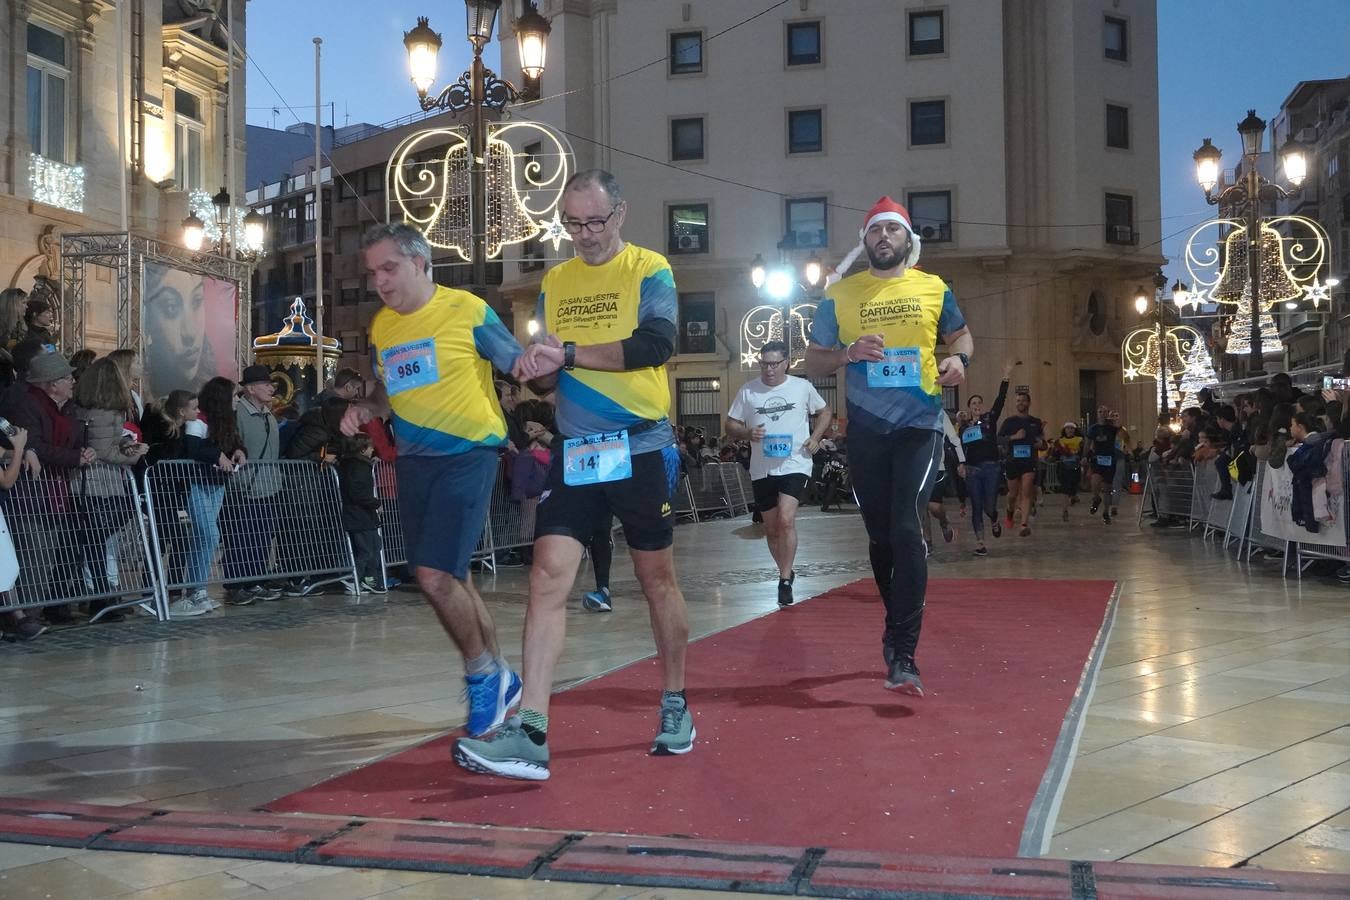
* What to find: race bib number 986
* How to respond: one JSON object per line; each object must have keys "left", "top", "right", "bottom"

{"left": 381, "top": 339, "right": 438, "bottom": 396}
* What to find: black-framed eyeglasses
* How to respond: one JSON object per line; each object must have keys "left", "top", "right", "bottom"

{"left": 759, "top": 358, "right": 787, "bottom": 368}
{"left": 562, "top": 205, "right": 621, "bottom": 234}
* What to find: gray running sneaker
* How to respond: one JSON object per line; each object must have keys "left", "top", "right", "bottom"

{"left": 651, "top": 696, "right": 696, "bottom": 756}
{"left": 885, "top": 657, "right": 924, "bottom": 697}
{"left": 453, "top": 715, "right": 550, "bottom": 781}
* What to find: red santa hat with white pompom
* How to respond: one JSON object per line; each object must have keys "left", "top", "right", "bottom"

{"left": 824, "top": 196, "right": 922, "bottom": 287}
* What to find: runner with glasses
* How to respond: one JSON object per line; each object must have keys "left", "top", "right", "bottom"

{"left": 726, "top": 340, "right": 832, "bottom": 607}
{"left": 455, "top": 169, "right": 693, "bottom": 781}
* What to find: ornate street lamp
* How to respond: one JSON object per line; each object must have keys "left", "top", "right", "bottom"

{"left": 181, "top": 184, "right": 266, "bottom": 260}
{"left": 742, "top": 240, "right": 825, "bottom": 369}
{"left": 1193, "top": 109, "right": 1311, "bottom": 376}
{"left": 398, "top": 1, "right": 553, "bottom": 294}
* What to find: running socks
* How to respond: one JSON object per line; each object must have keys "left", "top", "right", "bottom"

{"left": 519, "top": 708, "right": 549, "bottom": 746}
{"left": 465, "top": 650, "right": 495, "bottom": 676}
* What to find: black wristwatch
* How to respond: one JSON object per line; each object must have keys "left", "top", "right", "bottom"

{"left": 956, "top": 352, "right": 970, "bottom": 369}
{"left": 563, "top": 341, "right": 576, "bottom": 371}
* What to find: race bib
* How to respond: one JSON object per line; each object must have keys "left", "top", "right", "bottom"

{"left": 1012, "top": 443, "right": 1032, "bottom": 459}
{"left": 1095, "top": 454, "right": 1114, "bottom": 468}
{"left": 763, "top": 434, "right": 793, "bottom": 458}
{"left": 381, "top": 338, "right": 438, "bottom": 396}
{"left": 961, "top": 425, "right": 983, "bottom": 444}
{"left": 563, "top": 430, "right": 633, "bottom": 486}
{"left": 867, "top": 347, "right": 921, "bottom": 388}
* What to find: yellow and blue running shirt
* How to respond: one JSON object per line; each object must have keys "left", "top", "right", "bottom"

{"left": 810, "top": 268, "right": 966, "bottom": 435}
{"left": 369, "top": 285, "right": 522, "bottom": 457}
{"left": 537, "top": 243, "right": 676, "bottom": 455}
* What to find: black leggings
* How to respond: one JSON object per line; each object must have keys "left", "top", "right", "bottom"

{"left": 588, "top": 514, "right": 614, "bottom": 592}
{"left": 849, "top": 427, "right": 943, "bottom": 662}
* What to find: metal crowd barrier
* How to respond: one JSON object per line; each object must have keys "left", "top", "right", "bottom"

{"left": 143, "top": 459, "right": 357, "bottom": 611}
{"left": 1140, "top": 460, "right": 1195, "bottom": 524}
{"left": 686, "top": 463, "right": 732, "bottom": 519}
{"left": 1189, "top": 462, "right": 1235, "bottom": 541}
{"left": 718, "top": 462, "right": 754, "bottom": 518}
{"left": 671, "top": 474, "right": 698, "bottom": 523}
{"left": 1, "top": 463, "right": 160, "bottom": 620}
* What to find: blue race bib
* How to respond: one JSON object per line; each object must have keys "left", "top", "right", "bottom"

{"left": 563, "top": 430, "right": 633, "bottom": 486}
{"left": 381, "top": 338, "right": 438, "bottom": 396}
{"left": 866, "top": 347, "right": 921, "bottom": 388}
{"left": 1095, "top": 454, "right": 1114, "bottom": 468}
{"left": 961, "top": 425, "right": 983, "bottom": 444}
{"left": 1012, "top": 443, "right": 1032, "bottom": 459}
{"left": 763, "top": 434, "right": 793, "bottom": 458}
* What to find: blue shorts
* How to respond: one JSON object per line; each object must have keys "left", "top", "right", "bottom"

{"left": 395, "top": 448, "right": 498, "bottom": 579}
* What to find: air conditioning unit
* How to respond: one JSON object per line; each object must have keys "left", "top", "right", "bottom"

{"left": 685, "top": 320, "right": 709, "bottom": 337}
{"left": 677, "top": 233, "right": 702, "bottom": 251}
{"left": 1106, "top": 225, "right": 1136, "bottom": 245}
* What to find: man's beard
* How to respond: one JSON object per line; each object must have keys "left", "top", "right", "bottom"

{"left": 865, "top": 234, "right": 910, "bottom": 271}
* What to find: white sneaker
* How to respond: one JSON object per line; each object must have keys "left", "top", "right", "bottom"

{"left": 340, "top": 577, "right": 359, "bottom": 596}
{"left": 188, "top": 590, "right": 216, "bottom": 612}
{"left": 168, "top": 597, "right": 208, "bottom": 618}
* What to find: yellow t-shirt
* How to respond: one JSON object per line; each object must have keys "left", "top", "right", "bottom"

{"left": 537, "top": 244, "right": 676, "bottom": 453}
{"left": 369, "top": 285, "right": 521, "bottom": 456}
{"left": 811, "top": 268, "right": 965, "bottom": 434}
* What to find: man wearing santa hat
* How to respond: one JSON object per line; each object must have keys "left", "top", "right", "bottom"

{"left": 806, "top": 197, "right": 973, "bottom": 697}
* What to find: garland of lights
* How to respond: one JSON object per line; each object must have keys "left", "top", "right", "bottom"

{"left": 386, "top": 120, "right": 574, "bottom": 261}
{"left": 1121, "top": 324, "right": 1200, "bottom": 381}
{"left": 30, "top": 153, "right": 85, "bottom": 213}
{"left": 187, "top": 188, "right": 257, "bottom": 254}
{"left": 1177, "top": 338, "right": 1218, "bottom": 398}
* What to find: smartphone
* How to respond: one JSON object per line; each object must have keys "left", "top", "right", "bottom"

{"left": 0, "top": 417, "right": 16, "bottom": 438}
{"left": 1322, "top": 376, "right": 1350, "bottom": 390}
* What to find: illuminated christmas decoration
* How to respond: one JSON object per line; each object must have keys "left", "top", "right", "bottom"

{"left": 386, "top": 121, "right": 574, "bottom": 261}
{"left": 741, "top": 303, "right": 818, "bottom": 370}
{"left": 1177, "top": 337, "right": 1218, "bottom": 399}
{"left": 1224, "top": 286, "right": 1283, "bottom": 356}
{"left": 187, "top": 188, "right": 260, "bottom": 257}
{"left": 1184, "top": 215, "right": 1328, "bottom": 310}
{"left": 1303, "top": 277, "right": 1331, "bottom": 308}
{"left": 29, "top": 153, "right": 85, "bottom": 213}
{"left": 1122, "top": 324, "right": 1200, "bottom": 380}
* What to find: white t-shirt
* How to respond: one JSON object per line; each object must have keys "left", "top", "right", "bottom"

{"left": 728, "top": 375, "right": 827, "bottom": 479}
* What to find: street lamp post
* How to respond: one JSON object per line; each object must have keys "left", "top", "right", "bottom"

{"left": 1135, "top": 271, "right": 1172, "bottom": 418}
{"left": 1193, "top": 110, "right": 1307, "bottom": 377}
{"left": 181, "top": 185, "right": 266, "bottom": 259}
{"left": 748, "top": 235, "right": 823, "bottom": 363}
{"left": 402, "top": 1, "right": 550, "bottom": 295}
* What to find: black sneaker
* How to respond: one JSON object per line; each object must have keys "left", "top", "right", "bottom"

{"left": 284, "top": 578, "right": 316, "bottom": 597}
{"left": 224, "top": 588, "right": 256, "bottom": 607}
{"left": 885, "top": 657, "right": 924, "bottom": 696}
{"left": 973, "top": 545, "right": 989, "bottom": 557}
{"left": 1090, "top": 498, "right": 1101, "bottom": 515}
{"left": 777, "top": 578, "right": 794, "bottom": 607}
{"left": 882, "top": 633, "right": 896, "bottom": 666}
{"left": 991, "top": 519, "right": 1002, "bottom": 538}
{"left": 1103, "top": 512, "right": 1112, "bottom": 525}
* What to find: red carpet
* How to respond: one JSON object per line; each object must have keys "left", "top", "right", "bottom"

{"left": 268, "top": 578, "right": 1114, "bottom": 858}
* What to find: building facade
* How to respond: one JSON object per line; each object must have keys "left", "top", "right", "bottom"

{"left": 489, "top": 0, "right": 1165, "bottom": 436}
{"left": 1272, "top": 77, "right": 1350, "bottom": 373}
{"left": 1, "top": 0, "right": 248, "bottom": 353}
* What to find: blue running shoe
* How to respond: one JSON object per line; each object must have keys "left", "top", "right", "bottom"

{"left": 464, "top": 661, "right": 522, "bottom": 737}
{"left": 582, "top": 587, "right": 612, "bottom": 612}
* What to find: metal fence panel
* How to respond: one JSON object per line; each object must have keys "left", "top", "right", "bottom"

{"left": 686, "top": 464, "right": 730, "bottom": 518}
{"left": 1224, "top": 478, "right": 1256, "bottom": 557}
{"left": 0, "top": 464, "right": 161, "bottom": 619}
{"left": 718, "top": 463, "right": 753, "bottom": 518}
{"left": 1150, "top": 462, "right": 1195, "bottom": 521}
{"left": 143, "top": 460, "right": 356, "bottom": 603}
{"left": 671, "top": 473, "right": 698, "bottom": 523}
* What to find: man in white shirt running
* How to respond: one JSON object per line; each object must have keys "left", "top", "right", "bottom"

{"left": 726, "top": 340, "right": 833, "bottom": 607}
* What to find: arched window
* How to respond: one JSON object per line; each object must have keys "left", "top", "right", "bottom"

{"left": 1087, "top": 291, "right": 1106, "bottom": 335}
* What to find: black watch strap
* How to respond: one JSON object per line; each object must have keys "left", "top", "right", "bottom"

{"left": 563, "top": 341, "right": 576, "bottom": 370}
{"left": 956, "top": 352, "right": 970, "bottom": 369}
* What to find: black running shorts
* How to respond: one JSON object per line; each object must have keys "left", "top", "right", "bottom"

{"left": 535, "top": 445, "right": 677, "bottom": 551}
{"left": 752, "top": 472, "right": 809, "bottom": 512}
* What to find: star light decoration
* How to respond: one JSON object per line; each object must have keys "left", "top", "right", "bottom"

{"left": 1303, "top": 278, "right": 1331, "bottom": 308}
{"left": 537, "top": 209, "right": 571, "bottom": 252}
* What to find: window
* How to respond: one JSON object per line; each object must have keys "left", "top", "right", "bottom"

{"left": 910, "top": 100, "right": 946, "bottom": 146}
{"left": 1104, "top": 16, "right": 1128, "bottom": 61}
{"left": 906, "top": 191, "right": 952, "bottom": 243}
{"left": 786, "top": 21, "right": 821, "bottom": 66}
{"left": 678, "top": 292, "right": 716, "bottom": 355}
{"left": 339, "top": 279, "right": 360, "bottom": 305}
{"left": 670, "top": 31, "right": 703, "bottom": 75}
{"left": 675, "top": 377, "right": 722, "bottom": 439}
{"left": 788, "top": 108, "right": 823, "bottom": 154}
{"left": 1106, "top": 104, "right": 1129, "bottom": 149}
{"left": 670, "top": 117, "right": 704, "bottom": 161}
{"left": 1104, "top": 193, "right": 1135, "bottom": 244}
{"left": 908, "top": 10, "right": 944, "bottom": 55}
{"left": 26, "top": 23, "right": 69, "bottom": 163}
{"left": 364, "top": 169, "right": 383, "bottom": 194}
{"left": 785, "top": 197, "right": 827, "bottom": 249}
{"left": 303, "top": 256, "right": 316, "bottom": 293}
{"left": 667, "top": 203, "right": 709, "bottom": 255}
{"left": 174, "top": 88, "right": 203, "bottom": 191}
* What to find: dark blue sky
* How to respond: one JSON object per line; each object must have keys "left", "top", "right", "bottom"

{"left": 245, "top": 1, "right": 1350, "bottom": 282}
